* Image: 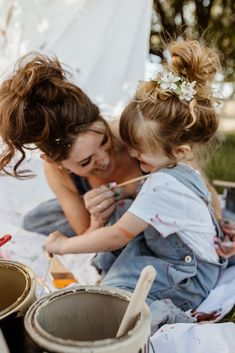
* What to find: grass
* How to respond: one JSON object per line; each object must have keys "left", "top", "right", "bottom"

{"left": 205, "top": 133, "right": 235, "bottom": 191}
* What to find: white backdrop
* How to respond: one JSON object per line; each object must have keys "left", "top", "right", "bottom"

{"left": 0, "top": 0, "right": 152, "bottom": 109}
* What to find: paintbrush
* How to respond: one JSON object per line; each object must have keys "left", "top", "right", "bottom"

{"left": 50, "top": 255, "right": 78, "bottom": 289}
{"left": 0, "top": 234, "right": 12, "bottom": 247}
{"left": 81, "top": 174, "right": 151, "bottom": 201}
{"left": 109, "top": 174, "right": 150, "bottom": 189}
{"left": 39, "top": 253, "right": 53, "bottom": 297}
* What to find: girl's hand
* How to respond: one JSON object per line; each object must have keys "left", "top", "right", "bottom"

{"left": 215, "top": 220, "right": 235, "bottom": 258}
{"left": 83, "top": 185, "right": 116, "bottom": 224}
{"left": 190, "top": 309, "right": 220, "bottom": 322}
{"left": 45, "top": 231, "right": 68, "bottom": 255}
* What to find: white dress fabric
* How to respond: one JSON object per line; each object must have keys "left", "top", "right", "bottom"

{"left": 0, "top": 0, "right": 152, "bottom": 107}
{"left": 129, "top": 171, "right": 219, "bottom": 263}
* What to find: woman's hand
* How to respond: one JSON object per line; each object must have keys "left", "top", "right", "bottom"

{"left": 45, "top": 231, "right": 68, "bottom": 255}
{"left": 83, "top": 185, "right": 116, "bottom": 226}
{"left": 215, "top": 220, "right": 235, "bottom": 258}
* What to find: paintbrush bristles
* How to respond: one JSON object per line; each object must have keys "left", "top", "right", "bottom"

{"left": 116, "top": 174, "right": 150, "bottom": 188}
{"left": 50, "top": 256, "right": 77, "bottom": 289}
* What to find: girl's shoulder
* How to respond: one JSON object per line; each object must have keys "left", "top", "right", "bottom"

{"left": 146, "top": 171, "right": 179, "bottom": 189}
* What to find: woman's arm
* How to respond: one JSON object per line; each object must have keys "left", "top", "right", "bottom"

{"left": 44, "top": 163, "right": 91, "bottom": 234}
{"left": 44, "top": 162, "right": 116, "bottom": 234}
{"left": 45, "top": 211, "right": 148, "bottom": 255}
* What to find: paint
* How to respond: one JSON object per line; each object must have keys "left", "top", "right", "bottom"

{"left": 0, "top": 260, "right": 36, "bottom": 353}
{"left": 25, "top": 285, "right": 151, "bottom": 353}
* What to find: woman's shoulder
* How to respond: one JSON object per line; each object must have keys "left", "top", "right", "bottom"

{"left": 44, "top": 162, "right": 77, "bottom": 192}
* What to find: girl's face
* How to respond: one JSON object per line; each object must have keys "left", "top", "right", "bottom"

{"left": 129, "top": 147, "right": 172, "bottom": 173}
{"left": 61, "top": 122, "right": 114, "bottom": 177}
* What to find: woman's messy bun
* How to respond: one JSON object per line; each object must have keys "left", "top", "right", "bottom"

{"left": 0, "top": 53, "right": 102, "bottom": 177}
{"left": 6, "top": 53, "right": 64, "bottom": 99}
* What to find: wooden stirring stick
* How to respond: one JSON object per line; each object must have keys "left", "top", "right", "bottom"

{"left": 116, "top": 174, "right": 150, "bottom": 188}
{"left": 116, "top": 265, "right": 157, "bottom": 338}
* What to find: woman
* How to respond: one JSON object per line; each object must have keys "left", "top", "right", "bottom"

{"left": 0, "top": 53, "right": 142, "bottom": 237}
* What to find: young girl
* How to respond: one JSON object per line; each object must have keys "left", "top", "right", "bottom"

{"left": 46, "top": 38, "right": 227, "bottom": 320}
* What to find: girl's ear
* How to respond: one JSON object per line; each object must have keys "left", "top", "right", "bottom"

{"left": 40, "top": 153, "right": 53, "bottom": 163}
{"left": 172, "top": 145, "right": 193, "bottom": 161}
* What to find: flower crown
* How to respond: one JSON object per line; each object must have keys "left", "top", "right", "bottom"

{"left": 153, "top": 71, "right": 197, "bottom": 102}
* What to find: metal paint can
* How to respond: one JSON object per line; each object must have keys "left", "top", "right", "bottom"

{"left": 0, "top": 260, "right": 36, "bottom": 353}
{"left": 25, "top": 285, "right": 150, "bottom": 353}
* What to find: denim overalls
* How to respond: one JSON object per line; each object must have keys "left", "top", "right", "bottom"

{"left": 93, "top": 164, "right": 227, "bottom": 314}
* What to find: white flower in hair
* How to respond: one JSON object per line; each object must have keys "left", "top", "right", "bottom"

{"left": 159, "top": 72, "right": 181, "bottom": 91}
{"left": 179, "top": 81, "right": 197, "bottom": 101}
{"left": 153, "top": 70, "right": 197, "bottom": 102}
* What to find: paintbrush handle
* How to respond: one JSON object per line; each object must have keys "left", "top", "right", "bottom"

{"left": 39, "top": 255, "right": 53, "bottom": 298}
{"left": 116, "top": 265, "right": 157, "bottom": 338}
{"left": 0, "top": 234, "right": 12, "bottom": 247}
{"left": 116, "top": 174, "right": 150, "bottom": 188}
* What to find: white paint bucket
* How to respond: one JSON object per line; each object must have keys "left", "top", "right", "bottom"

{"left": 0, "top": 260, "right": 36, "bottom": 353}
{"left": 25, "top": 285, "right": 151, "bottom": 353}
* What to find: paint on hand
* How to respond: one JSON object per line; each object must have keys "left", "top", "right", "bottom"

{"left": 117, "top": 226, "right": 135, "bottom": 240}
{"left": 117, "top": 200, "right": 126, "bottom": 208}
{"left": 108, "top": 182, "right": 117, "bottom": 189}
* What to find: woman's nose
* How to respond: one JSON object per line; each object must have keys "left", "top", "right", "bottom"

{"left": 96, "top": 150, "right": 110, "bottom": 165}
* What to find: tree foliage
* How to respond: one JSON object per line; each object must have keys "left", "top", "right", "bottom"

{"left": 150, "top": 0, "right": 235, "bottom": 84}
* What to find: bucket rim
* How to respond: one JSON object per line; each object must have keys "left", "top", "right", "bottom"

{"left": 0, "top": 260, "right": 36, "bottom": 319}
{"left": 24, "top": 285, "right": 150, "bottom": 352}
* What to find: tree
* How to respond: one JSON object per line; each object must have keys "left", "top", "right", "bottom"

{"left": 150, "top": 0, "right": 235, "bottom": 92}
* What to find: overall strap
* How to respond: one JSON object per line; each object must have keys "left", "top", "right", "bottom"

{"left": 70, "top": 173, "right": 91, "bottom": 195}
{"left": 160, "top": 164, "right": 224, "bottom": 240}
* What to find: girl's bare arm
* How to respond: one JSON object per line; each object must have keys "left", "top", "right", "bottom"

{"left": 45, "top": 211, "right": 148, "bottom": 255}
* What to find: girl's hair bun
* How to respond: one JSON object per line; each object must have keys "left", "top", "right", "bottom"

{"left": 168, "top": 40, "right": 220, "bottom": 86}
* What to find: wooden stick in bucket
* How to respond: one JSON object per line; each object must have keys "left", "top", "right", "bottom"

{"left": 116, "top": 265, "right": 157, "bottom": 338}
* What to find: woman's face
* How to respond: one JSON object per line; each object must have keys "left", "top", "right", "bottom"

{"left": 61, "top": 122, "right": 114, "bottom": 177}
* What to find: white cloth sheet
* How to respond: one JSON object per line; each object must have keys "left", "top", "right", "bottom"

{"left": 0, "top": 0, "right": 152, "bottom": 109}
{"left": 0, "top": 159, "right": 235, "bottom": 353}
{"left": 0, "top": 159, "right": 99, "bottom": 295}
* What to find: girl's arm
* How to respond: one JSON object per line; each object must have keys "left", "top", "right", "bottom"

{"left": 215, "top": 220, "right": 235, "bottom": 258}
{"left": 45, "top": 211, "right": 148, "bottom": 255}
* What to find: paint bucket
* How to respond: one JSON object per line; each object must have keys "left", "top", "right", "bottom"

{"left": 0, "top": 260, "right": 36, "bottom": 353}
{"left": 25, "top": 285, "right": 151, "bottom": 353}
